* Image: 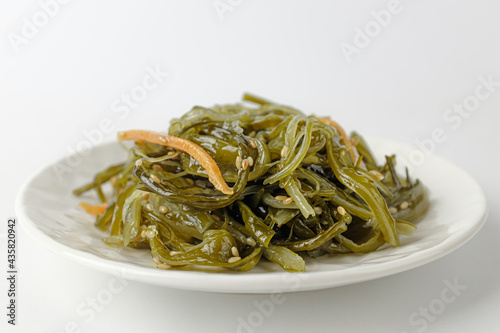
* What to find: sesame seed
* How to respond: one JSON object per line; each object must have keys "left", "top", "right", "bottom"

{"left": 260, "top": 138, "right": 267, "bottom": 144}
{"left": 157, "top": 263, "right": 171, "bottom": 270}
{"left": 228, "top": 256, "right": 241, "bottom": 263}
{"left": 399, "top": 201, "right": 409, "bottom": 210}
{"left": 231, "top": 246, "right": 239, "bottom": 257}
{"left": 337, "top": 206, "right": 347, "bottom": 216}
{"left": 169, "top": 251, "right": 183, "bottom": 256}
{"left": 241, "top": 159, "right": 249, "bottom": 170}
{"left": 185, "top": 178, "right": 195, "bottom": 186}
{"left": 247, "top": 156, "right": 254, "bottom": 167}
{"left": 283, "top": 197, "right": 294, "bottom": 205}
{"left": 389, "top": 207, "right": 398, "bottom": 214}
{"left": 135, "top": 159, "right": 143, "bottom": 168}
{"left": 117, "top": 131, "right": 125, "bottom": 139}
{"left": 275, "top": 195, "right": 288, "bottom": 201}
{"left": 141, "top": 230, "right": 147, "bottom": 239}
{"left": 152, "top": 164, "right": 164, "bottom": 172}
{"left": 141, "top": 193, "right": 149, "bottom": 200}
{"left": 249, "top": 140, "right": 257, "bottom": 148}
{"left": 145, "top": 225, "right": 156, "bottom": 238}
{"left": 249, "top": 131, "right": 256, "bottom": 138}
{"left": 158, "top": 136, "right": 167, "bottom": 143}
{"left": 150, "top": 174, "right": 160, "bottom": 184}
{"left": 146, "top": 203, "right": 153, "bottom": 211}
{"left": 314, "top": 206, "right": 323, "bottom": 215}
{"left": 370, "top": 170, "right": 385, "bottom": 181}
{"left": 153, "top": 257, "right": 161, "bottom": 265}
{"left": 212, "top": 214, "right": 221, "bottom": 222}
{"left": 235, "top": 155, "right": 242, "bottom": 169}
{"left": 281, "top": 146, "right": 289, "bottom": 158}
{"left": 246, "top": 237, "right": 257, "bottom": 247}
{"left": 159, "top": 206, "right": 168, "bottom": 214}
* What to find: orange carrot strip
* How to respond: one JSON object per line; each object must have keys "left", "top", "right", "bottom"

{"left": 117, "top": 130, "right": 233, "bottom": 195}
{"left": 316, "top": 117, "right": 358, "bottom": 163}
{"left": 79, "top": 202, "right": 108, "bottom": 215}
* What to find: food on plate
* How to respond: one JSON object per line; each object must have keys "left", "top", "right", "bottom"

{"left": 74, "top": 94, "right": 429, "bottom": 272}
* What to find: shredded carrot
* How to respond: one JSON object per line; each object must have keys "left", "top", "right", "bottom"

{"left": 316, "top": 117, "right": 358, "bottom": 163}
{"left": 117, "top": 130, "right": 234, "bottom": 195}
{"left": 79, "top": 201, "right": 108, "bottom": 215}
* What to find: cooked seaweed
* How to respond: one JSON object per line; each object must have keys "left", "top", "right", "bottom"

{"left": 74, "top": 94, "right": 429, "bottom": 272}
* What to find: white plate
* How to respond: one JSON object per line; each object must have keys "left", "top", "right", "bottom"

{"left": 15, "top": 137, "right": 488, "bottom": 293}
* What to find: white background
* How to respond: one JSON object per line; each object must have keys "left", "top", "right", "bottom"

{"left": 1, "top": 0, "right": 499, "bottom": 332}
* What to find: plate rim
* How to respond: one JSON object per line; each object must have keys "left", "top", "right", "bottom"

{"left": 15, "top": 138, "right": 489, "bottom": 293}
